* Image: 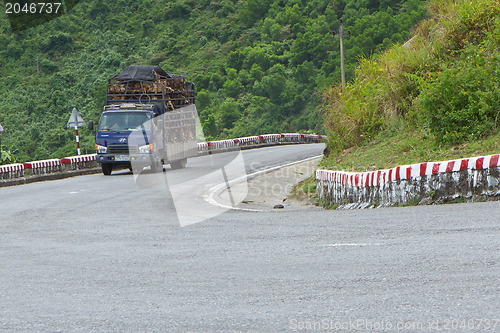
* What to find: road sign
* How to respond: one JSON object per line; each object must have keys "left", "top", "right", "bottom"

{"left": 67, "top": 108, "right": 86, "bottom": 155}
{"left": 67, "top": 108, "right": 86, "bottom": 128}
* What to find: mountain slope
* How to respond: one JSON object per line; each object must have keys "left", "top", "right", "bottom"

{"left": 0, "top": 0, "right": 427, "bottom": 163}
{"left": 321, "top": 0, "right": 500, "bottom": 171}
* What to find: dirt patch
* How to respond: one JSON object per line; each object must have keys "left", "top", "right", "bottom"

{"left": 237, "top": 157, "right": 321, "bottom": 209}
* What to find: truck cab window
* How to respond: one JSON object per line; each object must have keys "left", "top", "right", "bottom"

{"left": 98, "top": 112, "right": 152, "bottom": 132}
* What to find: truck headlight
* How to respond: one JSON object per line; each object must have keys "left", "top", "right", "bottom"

{"left": 96, "top": 144, "right": 107, "bottom": 153}
{"left": 139, "top": 144, "right": 153, "bottom": 154}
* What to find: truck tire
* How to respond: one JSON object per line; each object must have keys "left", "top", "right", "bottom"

{"left": 150, "top": 159, "right": 163, "bottom": 173}
{"left": 102, "top": 163, "right": 113, "bottom": 175}
{"left": 170, "top": 158, "right": 187, "bottom": 170}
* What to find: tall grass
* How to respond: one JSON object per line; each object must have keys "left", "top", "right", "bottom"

{"left": 323, "top": 38, "right": 430, "bottom": 152}
{"left": 323, "top": 0, "right": 500, "bottom": 153}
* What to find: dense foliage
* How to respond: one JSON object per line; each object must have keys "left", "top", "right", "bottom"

{"left": 324, "top": 0, "right": 500, "bottom": 152}
{"left": 0, "top": 0, "right": 426, "bottom": 163}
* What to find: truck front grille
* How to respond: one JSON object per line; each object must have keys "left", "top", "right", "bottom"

{"left": 108, "top": 145, "right": 138, "bottom": 154}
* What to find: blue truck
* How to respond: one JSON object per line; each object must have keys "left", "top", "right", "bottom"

{"left": 89, "top": 65, "right": 198, "bottom": 175}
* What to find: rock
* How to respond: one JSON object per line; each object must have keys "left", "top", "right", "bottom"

{"left": 418, "top": 196, "right": 433, "bottom": 205}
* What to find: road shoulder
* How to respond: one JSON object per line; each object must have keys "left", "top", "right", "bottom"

{"left": 222, "top": 157, "right": 323, "bottom": 210}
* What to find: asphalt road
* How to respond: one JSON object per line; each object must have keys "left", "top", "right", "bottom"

{"left": 0, "top": 144, "right": 499, "bottom": 332}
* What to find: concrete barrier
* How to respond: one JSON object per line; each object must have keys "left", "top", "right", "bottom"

{"left": 60, "top": 154, "right": 97, "bottom": 171}
{"left": 0, "top": 163, "right": 24, "bottom": 180}
{"left": 198, "top": 133, "right": 325, "bottom": 154}
{"left": 23, "top": 159, "right": 62, "bottom": 176}
{"left": 317, "top": 154, "right": 500, "bottom": 208}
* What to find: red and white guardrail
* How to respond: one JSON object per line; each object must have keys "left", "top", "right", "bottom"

{"left": 1, "top": 133, "right": 326, "bottom": 181}
{"left": 316, "top": 154, "right": 500, "bottom": 207}
{"left": 316, "top": 154, "right": 500, "bottom": 187}
{"left": 0, "top": 156, "right": 98, "bottom": 180}
{"left": 196, "top": 133, "right": 325, "bottom": 153}
{"left": 200, "top": 133, "right": 326, "bottom": 153}
{"left": 60, "top": 154, "right": 97, "bottom": 170}
{"left": 0, "top": 163, "right": 25, "bottom": 179}
{"left": 23, "top": 159, "right": 62, "bottom": 176}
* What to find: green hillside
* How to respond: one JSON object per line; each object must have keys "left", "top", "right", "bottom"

{"left": 0, "top": 0, "right": 426, "bottom": 163}
{"left": 322, "top": 0, "right": 500, "bottom": 172}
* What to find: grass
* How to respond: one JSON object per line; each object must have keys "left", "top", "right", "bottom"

{"left": 294, "top": 123, "right": 499, "bottom": 207}
{"left": 287, "top": 175, "right": 318, "bottom": 203}
{"left": 322, "top": 0, "right": 500, "bottom": 155}
{"left": 321, "top": 121, "right": 500, "bottom": 173}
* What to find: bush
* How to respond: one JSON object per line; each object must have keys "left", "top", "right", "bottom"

{"left": 323, "top": 82, "right": 384, "bottom": 152}
{"left": 323, "top": 0, "right": 500, "bottom": 151}
{"left": 41, "top": 33, "right": 74, "bottom": 53}
{"left": 417, "top": 44, "right": 500, "bottom": 144}
{"left": 323, "top": 48, "right": 425, "bottom": 153}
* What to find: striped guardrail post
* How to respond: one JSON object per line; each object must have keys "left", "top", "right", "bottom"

{"left": 197, "top": 142, "right": 209, "bottom": 155}
{"left": 60, "top": 154, "right": 97, "bottom": 170}
{"left": 202, "top": 133, "right": 326, "bottom": 154}
{"left": 23, "top": 159, "right": 62, "bottom": 176}
{"left": 317, "top": 154, "right": 500, "bottom": 208}
{"left": 0, "top": 163, "right": 25, "bottom": 180}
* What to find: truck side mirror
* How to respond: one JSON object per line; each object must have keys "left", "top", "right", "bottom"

{"left": 88, "top": 121, "right": 94, "bottom": 131}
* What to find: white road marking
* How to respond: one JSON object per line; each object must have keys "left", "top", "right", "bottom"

{"left": 205, "top": 155, "right": 323, "bottom": 212}
{"left": 321, "top": 243, "right": 383, "bottom": 247}
{"left": 69, "top": 190, "right": 85, "bottom": 194}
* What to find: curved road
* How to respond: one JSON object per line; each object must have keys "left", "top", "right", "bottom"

{"left": 0, "top": 144, "right": 499, "bottom": 332}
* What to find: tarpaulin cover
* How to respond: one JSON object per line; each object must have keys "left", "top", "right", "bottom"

{"left": 112, "top": 65, "right": 170, "bottom": 81}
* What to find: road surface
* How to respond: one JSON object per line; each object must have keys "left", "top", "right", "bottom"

{"left": 0, "top": 144, "right": 499, "bottom": 332}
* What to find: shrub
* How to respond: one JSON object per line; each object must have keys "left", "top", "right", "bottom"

{"left": 323, "top": 0, "right": 500, "bottom": 151}
{"left": 417, "top": 43, "right": 500, "bottom": 144}
{"left": 323, "top": 81, "right": 384, "bottom": 152}
{"left": 323, "top": 44, "right": 427, "bottom": 153}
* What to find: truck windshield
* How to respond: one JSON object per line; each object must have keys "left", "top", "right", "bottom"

{"left": 98, "top": 112, "right": 152, "bottom": 132}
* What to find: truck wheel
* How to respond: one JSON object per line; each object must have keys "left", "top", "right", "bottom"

{"left": 150, "top": 159, "right": 163, "bottom": 173}
{"left": 102, "top": 163, "right": 113, "bottom": 175}
{"left": 170, "top": 158, "right": 187, "bottom": 170}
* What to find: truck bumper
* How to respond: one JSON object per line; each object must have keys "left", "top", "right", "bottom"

{"left": 96, "top": 154, "right": 154, "bottom": 168}
{"left": 96, "top": 154, "right": 152, "bottom": 166}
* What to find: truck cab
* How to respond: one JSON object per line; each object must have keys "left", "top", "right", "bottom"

{"left": 94, "top": 104, "right": 159, "bottom": 175}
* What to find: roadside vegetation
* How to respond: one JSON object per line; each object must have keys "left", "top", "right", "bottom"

{"left": 322, "top": 0, "right": 500, "bottom": 172}
{"left": 0, "top": 0, "right": 427, "bottom": 163}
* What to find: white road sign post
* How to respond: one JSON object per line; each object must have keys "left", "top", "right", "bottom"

{"left": 67, "top": 108, "right": 86, "bottom": 155}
